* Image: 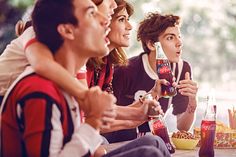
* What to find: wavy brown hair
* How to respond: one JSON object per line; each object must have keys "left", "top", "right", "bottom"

{"left": 137, "top": 13, "right": 180, "bottom": 54}
{"left": 87, "top": 0, "right": 134, "bottom": 69}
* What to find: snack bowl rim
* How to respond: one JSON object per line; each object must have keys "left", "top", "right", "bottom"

{"left": 171, "top": 137, "right": 199, "bottom": 150}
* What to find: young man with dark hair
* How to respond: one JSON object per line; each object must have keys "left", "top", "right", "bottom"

{"left": 1, "top": 0, "right": 116, "bottom": 156}
{"left": 1, "top": 1, "right": 170, "bottom": 157}
{"left": 112, "top": 12, "right": 198, "bottom": 142}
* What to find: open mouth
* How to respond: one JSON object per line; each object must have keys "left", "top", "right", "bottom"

{"left": 105, "top": 37, "right": 110, "bottom": 45}
{"left": 104, "top": 27, "right": 111, "bottom": 44}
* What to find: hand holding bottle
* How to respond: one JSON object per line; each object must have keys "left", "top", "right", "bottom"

{"left": 144, "top": 93, "right": 175, "bottom": 154}
{"left": 155, "top": 42, "right": 177, "bottom": 98}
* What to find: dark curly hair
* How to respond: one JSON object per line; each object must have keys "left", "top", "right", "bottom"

{"left": 137, "top": 12, "right": 180, "bottom": 54}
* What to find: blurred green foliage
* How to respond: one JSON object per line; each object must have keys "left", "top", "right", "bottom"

{"left": 9, "top": 0, "right": 34, "bottom": 10}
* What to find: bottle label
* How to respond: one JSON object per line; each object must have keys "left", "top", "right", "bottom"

{"left": 201, "top": 121, "right": 216, "bottom": 131}
{"left": 157, "top": 60, "right": 171, "bottom": 74}
{"left": 153, "top": 119, "right": 165, "bottom": 129}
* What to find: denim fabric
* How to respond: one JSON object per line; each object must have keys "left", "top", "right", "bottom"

{"left": 104, "top": 135, "right": 171, "bottom": 157}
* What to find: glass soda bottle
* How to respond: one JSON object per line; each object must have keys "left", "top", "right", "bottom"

{"left": 155, "top": 42, "right": 177, "bottom": 98}
{"left": 146, "top": 94, "right": 175, "bottom": 154}
{"left": 199, "top": 96, "right": 216, "bottom": 157}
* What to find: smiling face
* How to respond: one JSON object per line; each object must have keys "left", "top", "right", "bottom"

{"left": 108, "top": 8, "right": 132, "bottom": 50}
{"left": 158, "top": 26, "right": 183, "bottom": 63}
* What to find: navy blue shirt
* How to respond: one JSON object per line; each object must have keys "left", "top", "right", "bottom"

{"left": 103, "top": 53, "right": 192, "bottom": 143}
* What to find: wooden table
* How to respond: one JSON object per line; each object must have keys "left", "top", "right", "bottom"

{"left": 104, "top": 141, "right": 236, "bottom": 157}
{"left": 173, "top": 148, "right": 236, "bottom": 157}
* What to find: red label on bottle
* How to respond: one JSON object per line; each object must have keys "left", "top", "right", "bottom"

{"left": 153, "top": 120, "right": 165, "bottom": 129}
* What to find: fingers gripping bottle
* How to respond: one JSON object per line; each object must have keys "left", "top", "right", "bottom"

{"left": 155, "top": 42, "right": 177, "bottom": 98}
{"left": 145, "top": 94, "right": 175, "bottom": 154}
{"left": 199, "top": 96, "right": 216, "bottom": 157}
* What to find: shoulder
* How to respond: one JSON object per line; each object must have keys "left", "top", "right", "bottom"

{"left": 129, "top": 54, "right": 143, "bottom": 66}
{"left": 182, "top": 60, "right": 192, "bottom": 72}
{"left": 115, "top": 54, "right": 142, "bottom": 70}
{"left": 14, "top": 74, "right": 63, "bottom": 102}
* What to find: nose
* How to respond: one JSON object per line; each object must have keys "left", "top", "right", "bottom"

{"left": 176, "top": 37, "right": 183, "bottom": 48}
{"left": 98, "top": 11, "right": 109, "bottom": 27}
{"left": 108, "top": 0, "right": 117, "bottom": 16}
{"left": 111, "top": 0, "right": 118, "bottom": 10}
{"left": 126, "top": 21, "right": 133, "bottom": 30}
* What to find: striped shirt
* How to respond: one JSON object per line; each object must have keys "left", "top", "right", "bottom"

{"left": 1, "top": 67, "right": 102, "bottom": 157}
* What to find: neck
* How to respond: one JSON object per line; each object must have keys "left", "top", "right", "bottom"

{"left": 54, "top": 44, "right": 88, "bottom": 75}
{"left": 108, "top": 43, "right": 115, "bottom": 52}
{"left": 148, "top": 50, "right": 156, "bottom": 72}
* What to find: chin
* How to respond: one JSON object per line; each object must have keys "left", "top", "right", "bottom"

{"left": 170, "top": 58, "right": 179, "bottom": 63}
{"left": 100, "top": 48, "right": 110, "bottom": 57}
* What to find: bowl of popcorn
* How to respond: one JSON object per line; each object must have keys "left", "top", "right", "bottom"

{"left": 171, "top": 130, "right": 199, "bottom": 150}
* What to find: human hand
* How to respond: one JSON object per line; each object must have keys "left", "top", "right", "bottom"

{"left": 80, "top": 86, "right": 116, "bottom": 117}
{"left": 177, "top": 72, "right": 198, "bottom": 100}
{"left": 81, "top": 86, "right": 116, "bottom": 130}
{"left": 150, "top": 79, "right": 173, "bottom": 99}
{"left": 139, "top": 96, "right": 163, "bottom": 121}
{"left": 100, "top": 108, "right": 117, "bottom": 130}
{"left": 94, "top": 145, "right": 107, "bottom": 157}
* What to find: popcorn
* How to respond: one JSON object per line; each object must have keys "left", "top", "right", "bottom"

{"left": 172, "top": 130, "right": 196, "bottom": 139}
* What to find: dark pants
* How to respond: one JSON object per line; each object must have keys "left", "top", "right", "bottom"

{"left": 104, "top": 135, "right": 171, "bottom": 157}
{"left": 0, "top": 95, "right": 3, "bottom": 106}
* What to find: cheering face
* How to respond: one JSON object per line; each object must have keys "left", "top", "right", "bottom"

{"left": 158, "top": 26, "right": 183, "bottom": 63}
{"left": 108, "top": 8, "right": 132, "bottom": 49}
{"left": 72, "top": 0, "right": 110, "bottom": 58}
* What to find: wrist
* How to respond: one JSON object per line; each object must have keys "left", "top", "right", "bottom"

{"left": 85, "top": 117, "right": 101, "bottom": 131}
{"left": 186, "top": 103, "right": 197, "bottom": 114}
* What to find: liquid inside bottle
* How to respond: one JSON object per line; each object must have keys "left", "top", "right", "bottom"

{"left": 155, "top": 42, "right": 176, "bottom": 98}
{"left": 199, "top": 96, "right": 216, "bottom": 157}
{"left": 146, "top": 93, "right": 175, "bottom": 154}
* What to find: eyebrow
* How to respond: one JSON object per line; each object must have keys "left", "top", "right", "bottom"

{"left": 163, "top": 33, "right": 176, "bottom": 37}
{"left": 115, "top": 14, "right": 129, "bottom": 19}
{"left": 85, "top": 5, "right": 96, "bottom": 12}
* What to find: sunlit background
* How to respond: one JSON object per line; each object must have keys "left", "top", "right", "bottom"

{"left": 0, "top": 0, "right": 236, "bottom": 132}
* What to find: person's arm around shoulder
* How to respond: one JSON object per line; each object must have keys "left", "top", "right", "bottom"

{"left": 25, "top": 40, "right": 88, "bottom": 101}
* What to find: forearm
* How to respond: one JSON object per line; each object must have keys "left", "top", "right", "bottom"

{"left": 116, "top": 105, "right": 143, "bottom": 120}
{"left": 101, "top": 119, "right": 144, "bottom": 133}
{"left": 26, "top": 42, "right": 88, "bottom": 101}
{"left": 177, "top": 98, "right": 197, "bottom": 131}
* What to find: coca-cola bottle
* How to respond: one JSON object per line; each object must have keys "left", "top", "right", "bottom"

{"left": 155, "top": 42, "right": 177, "bottom": 98}
{"left": 147, "top": 93, "right": 175, "bottom": 154}
{"left": 199, "top": 96, "right": 216, "bottom": 157}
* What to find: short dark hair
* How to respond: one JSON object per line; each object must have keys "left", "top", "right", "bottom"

{"left": 32, "top": 0, "right": 78, "bottom": 53}
{"left": 137, "top": 12, "right": 180, "bottom": 53}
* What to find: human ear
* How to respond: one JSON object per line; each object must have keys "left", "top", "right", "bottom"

{"left": 147, "top": 40, "right": 156, "bottom": 51}
{"left": 57, "top": 24, "right": 75, "bottom": 40}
